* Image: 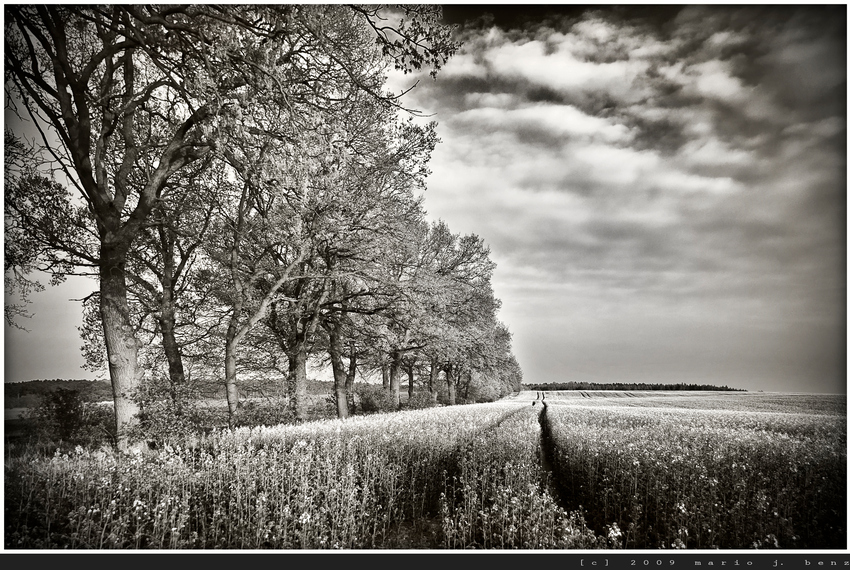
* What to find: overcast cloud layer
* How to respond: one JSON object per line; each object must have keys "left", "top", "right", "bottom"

{"left": 392, "top": 5, "right": 846, "bottom": 393}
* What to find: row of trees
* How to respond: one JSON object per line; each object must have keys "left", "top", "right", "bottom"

{"left": 5, "top": 5, "right": 522, "bottom": 448}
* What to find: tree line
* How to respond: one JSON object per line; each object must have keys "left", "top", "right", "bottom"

{"left": 5, "top": 5, "right": 522, "bottom": 448}
{"left": 5, "top": 380, "right": 114, "bottom": 406}
{"left": 524, "top": 382, "right": 745, "bottom": 392}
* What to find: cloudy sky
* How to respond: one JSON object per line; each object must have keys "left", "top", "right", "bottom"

{"left": 4, "top": 4, "right": 846, "bottom": 394}
{"left": 390, "top": 4, "right": 846, "bottom": 393}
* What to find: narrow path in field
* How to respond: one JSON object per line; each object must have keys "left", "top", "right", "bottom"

{"left": 536, "top": 398, "right": 568, "bottom": 509}
{"left": 383, "top": 405, "right": 529, "bottom": 549}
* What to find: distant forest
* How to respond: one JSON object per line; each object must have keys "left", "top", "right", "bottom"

{"left": 5, "top": 380, "right": 115, "bottom": 408}
{"left": 523, "top": 381, "right": 746, "bottom": 392}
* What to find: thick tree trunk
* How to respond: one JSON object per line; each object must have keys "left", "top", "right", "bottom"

{"left": 99, "top": 250, "right": 141, "bottom": 449}
{"left": 327, "top": 324, "right": 349, "bottom": 419}
{"left": 389, "top": 351, "right": 402, "bottom": 408}
{"left": 288, "top": 344, "right": 309, "bottom": 422}
{"left": 445, "top": 364, "right": 457, "bottom": 406}
{"left": 406, "top": 361, "right": 415, "bottom": 399}
{"left": 381, "top": 363, "right": 390, "bottom": 390}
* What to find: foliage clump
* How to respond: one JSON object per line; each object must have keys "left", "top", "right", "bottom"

{"left": 404, "top": 391, "right": 439, "bottom": 410}
{"left": 24, "top": 388, "right": 116, "bottom": 449}
{"left": 129, "top": 378, "right": 204, "bottom": 448}
{"left": 232, "top": 400, "right": 296, "bottom": 428}
{"left": 356, "top": 385, "right": 398, "bottom": 414}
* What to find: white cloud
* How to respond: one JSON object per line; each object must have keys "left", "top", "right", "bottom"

{"left": 572, "top": 18, "right": 617, "bottom": 44}
{"left": 782, "top": 117, "right": 846, "bottom": 143}
{"left": 439, "top": 50, "right": 489, "bottom": 80}
{"left": 569, "top": 143, "right": 661, "bottom": 188}
{"left": 489, "top": 41, "right": 652, "bottom": 102}
{"left": 452, "top": 103, "right": 633, "bottom": 144}
{"left": 446, "top": 24, "right": 662, "bottom": 105}
{"left": 688, "top": 60, "right": 751, "bottom": 102}
{"left": 654, "top": 171, "right": 742, "bottom": 195}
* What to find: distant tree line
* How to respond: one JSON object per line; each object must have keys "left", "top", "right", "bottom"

{"left": 524, "top": 381, "right": 746, "bottom": 392}
{"left": 5, "top": 380, "right": 114, "bottom": 405}
{"left": 5, "top": 5, "right": 522, "bottom": 447}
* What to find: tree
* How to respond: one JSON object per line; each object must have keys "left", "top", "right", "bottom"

{"left": 192, "top": 5, "right": 454, "bottom": 423}
{"left": 121, "top": 161, "right": 223, "bottom": 409}
{"left": 5, "top": 6, "right": 269, "bottom": 445}
{"left": 413, "top": 221, "right": 500, "bottom": 405}
{"left": 5, "top": 5, "right": 458, "bottom": 443}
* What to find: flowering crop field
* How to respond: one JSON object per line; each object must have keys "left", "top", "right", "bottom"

{"left": 7, "top": 401, "right": 591, "bottom": 549}
{"left": 5, "top": 391, "right": 846, "bottom": 550}
{"left": 438, "top": 403, "right": 605, "bottom": 549}
{"left": 542, "top": 392, "right": 846, "bottom": 549}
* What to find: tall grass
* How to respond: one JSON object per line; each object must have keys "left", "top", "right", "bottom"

{"left": 6, "top": 393, "right": 844, "bottom": 550}
{"left": 543, "top": 400, "right": 846, "bottom": 549}
{"left": 7, "top": 402, "right": 584, "bottom": 549}
{"left": 439, "top": 405, "right": 604, "bottom": 549}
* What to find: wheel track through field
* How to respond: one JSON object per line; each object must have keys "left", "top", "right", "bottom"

{"left": 537, "top": 399, "right": 608, "bottom": 538}
{"left": 536, "top": 399, "right": 568, "bottom": 510}
{"left": 384, "top": 404, "right": 531, "bottom": 548}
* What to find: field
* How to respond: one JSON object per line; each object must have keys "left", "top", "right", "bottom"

{"left": 4, "top": 391, "right": 846, "bottom": 550}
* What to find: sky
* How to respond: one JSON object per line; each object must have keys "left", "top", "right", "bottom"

{"left": 4, "top": 4, "right": 847, "bottom": 394}
{"left": 387, "top": 4, "right": 847, "bottom": 393}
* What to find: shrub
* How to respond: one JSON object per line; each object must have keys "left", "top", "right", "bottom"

{"left": 234, "top": 399, "right": 295, "bottom": 427}
{"left": 356, "top": 384, "right": 397, "bottom": 413}
{"left": 46, "top": 388, "right": 85, "bottom": 440}
{"left": 405, "top": 391, "right": 438, "bottom": 410}
{"left": 465, "top": 377, "right": 503, "bottom": 404}
{"left": 25, "top": 388, "right": 116, "bottom": 448}
{"left": 77, "top": 403, "right": 117, "bottom": 448}
{"left": 130, "top": 376, "right": 203, "bottom": 447}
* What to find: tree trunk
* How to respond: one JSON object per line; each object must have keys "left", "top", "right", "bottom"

{"left": 389, "top": 351, "right": 402, "bottom": 408}
{"left": 327, "top": 323, "right": 349, "bottom": 419}
{"left": 406, "top": 361, "right": 415, "bottom": 399}
{"left": 445, "top": 364, "right": 456, "bottom": 406}
{"left": 224, "top": 318, "right": 241, "bottom": 420}
{"left": 288, "top": 343, "right": 309, "bottom": 422}
{"left": 381, "top": 362, "right": 390, "bottom": 390}
{"left": 429, "top": 357, "right": 439, "bottom": 402}
{"left": 158, "top": 284, "right": 186, "bottom": 410}
{"left": 99, "top": 248, "right": 141, "bottom": 449}
{"left": 158, "top": 230, "right": 186, "bottom": 407}
{"left": 345, "top": 343, "right": 357, "bottom": 414}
